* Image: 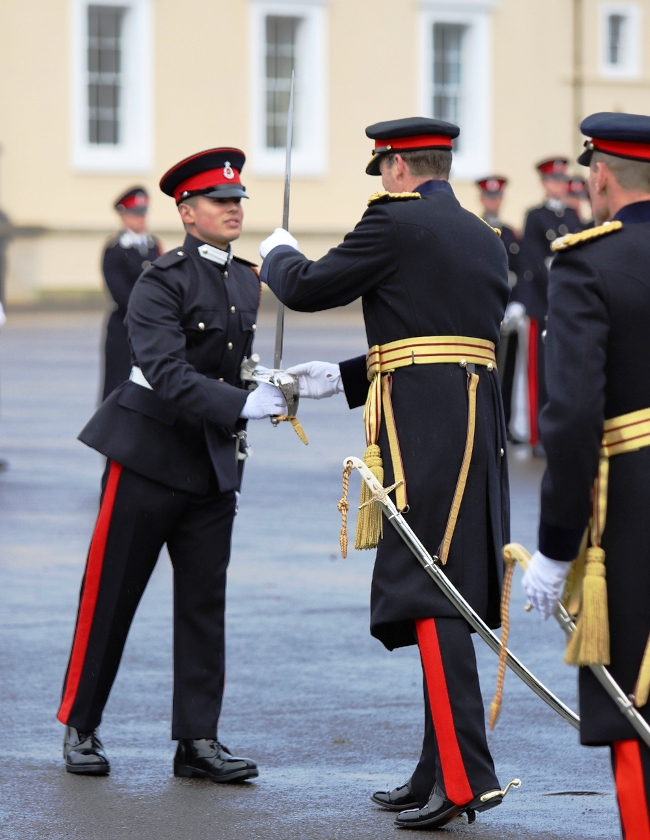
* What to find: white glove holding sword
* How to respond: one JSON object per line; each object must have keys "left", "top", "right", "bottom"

{"left": 522, "top": 550, "right": 571, "bottom": 619}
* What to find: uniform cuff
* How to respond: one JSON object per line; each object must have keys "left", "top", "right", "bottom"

{"left": 339, "top": 355, "right": 369, "bottom": 409}
{"left": 538, "top": 520, "right": 585, "bottom": 561}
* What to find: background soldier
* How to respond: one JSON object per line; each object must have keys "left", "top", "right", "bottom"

{"left": 565, "top": 175, "right": 591, "bottom": 225}
{"left": 100, "top": 187, "right": 162, "bottom": 401}
{"left": 260, "top": 118, "right": 512, "bottom": 830}
{"left": 522, "top": 113, "right": 650, "bottom": 836}
{"left": 520, "top": 158, "right": 582, "bottom": 454}
{"left": 58, "top": 149, "right": 288, "bottom": 781}
{"left": 475, "top": 176, "right": 523, "bottom": 438}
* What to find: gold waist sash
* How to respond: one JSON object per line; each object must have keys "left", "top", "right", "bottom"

{"left": 359, "top": 336, "right": 497, "bottom": 559}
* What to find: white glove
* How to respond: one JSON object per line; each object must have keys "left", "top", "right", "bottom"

{"left": 501, "top": 301, "right": 525, "bottom": 334}
{"left": 239, "top": 382, "right": 287, "bottom": 420}
{"left": 285, "top": 361, "right": 343, "bottom": 399}
{"left": 522, "top": 550, "right": 571, "bottom": 620}
{"left": 259, "top": 228, "right": 299, "bottom": 259}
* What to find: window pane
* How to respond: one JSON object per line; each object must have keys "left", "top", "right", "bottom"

{"left": 265, "top": 15, "right": 300, "bottom": 149}
{"left": 608, "top": 14, "right": 625, "bottom": 65}
{"left": 432, "top": 23, "right": 466, "bottom": 150}
{"left": 87, "top": 5, "right": 126, "bottom": 145}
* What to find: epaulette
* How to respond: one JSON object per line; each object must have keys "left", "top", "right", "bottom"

{"left": 367, "top": 191, "right": 421, "bottom": 206}
{"left": 552, "top": 220, "right": 623, "bottom": 252}
{"left": 470, "top": 211, "right": 501, "bottom": 236}
{"left": 151, "top": 248, "right": 189, "bottom": 269}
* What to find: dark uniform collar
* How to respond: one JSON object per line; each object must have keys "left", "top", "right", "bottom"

{"left": 414, "top": 179, "right": 455, "bottom": 197}
{"left": 183, "top": 233, "right": 232, "bottom": 266}
{"left": 613, "top": 199, "right": 650, "bottom": 224}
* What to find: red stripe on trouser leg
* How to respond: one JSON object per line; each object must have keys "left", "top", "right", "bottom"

{"left": 614, "top": 740, "right": 650, "bottom": 840}
{"left": 415, "top": 618, "right": 473, "bottom": 805}
{"left": 527, "top": 318, "right": 539, "bottom": 446}
{"left": 57, "top": 462, "right": 123, "bottom": 723}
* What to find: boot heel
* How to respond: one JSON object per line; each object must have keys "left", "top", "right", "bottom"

{"left": 174, "top": 763, "right": 203, "bottom": 779}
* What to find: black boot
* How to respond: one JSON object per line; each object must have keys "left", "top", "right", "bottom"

{"left": 395, "top": 784, "right": 461, "bottom": 829}
{"left": 63, "top": 726, "right": 110, "bottom": 775}
{"left": 371, "top": 779, "right": 419, "bottom": 811}
{"left": 174, "top": 739, "right": 258, "bottom": 783}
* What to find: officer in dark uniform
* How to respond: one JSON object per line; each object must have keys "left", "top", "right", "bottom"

{"left": 58, "top": 149, "right": 288, "bottom": 781}
{"left": 522, "top": 113, "right": 650, "bottom": 836}
{"left": 566, "top": 175, "right": 593, "bottom": 228}
{"left": 476, "top": 176, "right": 522, "bottom": 434}
{"left": 520, "top": 159, "right": 583, "bottom": 453}
{"left": 260, "top": 118, "right": 513, "bottom": 829}
{"left": 100, "top": 187, "right": 162, "bottom": 400}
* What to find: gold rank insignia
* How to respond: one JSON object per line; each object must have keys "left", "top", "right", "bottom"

{"left": 367, "top": 191, "right": 422, "bottom": 206}
{"left": 552, "top": 220, "right": 623, "bottom": 252}
{"left": 470, "top": 212, "right": 501, "bottom": 236}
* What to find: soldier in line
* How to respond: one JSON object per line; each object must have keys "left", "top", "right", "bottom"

{"left": 58, "top": 149, "right": 296, "bottom": 781}
{"left": 260, "top": 117, "right": 513, "bottom": 829}
{"left": 523, "top": 113, "right": 650, "bottom": 837}
{"left": 519, "top": 159, "right": 582, "bottom": 455}
{"left": 100, "top": 188, "right": 162, "bottom": 401}
{"left": 475, "top": 177, "right": 524, "bottom": 440}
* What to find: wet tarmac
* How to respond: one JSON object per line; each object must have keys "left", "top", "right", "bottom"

{"left": 0, "top": 309, "right": 620, "bottom": 839}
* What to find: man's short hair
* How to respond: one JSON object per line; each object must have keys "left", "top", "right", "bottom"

{"left": 383, "top": 149, "right": 452, "bottom": 180}
{"left": 591, "top": 150, "right": 650, "bottom": 192}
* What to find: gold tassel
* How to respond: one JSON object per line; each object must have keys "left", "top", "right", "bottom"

{"left": 633, "top": 633, "right": 650, "bottom": 708}
{"left": 564, "top": 546, "right": 610, "bottom": 666}
{"left": 275, "top": 415, "right": 309, "bottom": 445}
{"left": 354, "top": 444, "right": 383, "bottom": 550}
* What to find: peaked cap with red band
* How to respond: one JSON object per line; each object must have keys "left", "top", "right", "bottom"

{"left": 536, "top": 158, "right": 569, "bottom": 179}
{"left": 160, "top": 148, "right": 248, "bottom": 204}
{"left": 365, "top": 117, "right": 459, "bottom": 176}
{"left": 567, "top": 175, "right": 588, "bottom": 198}
{"left": 476, "top": 176, "right": 508, "bottom": 195}
{"left": 578, "top": 111, "right": 650, "bottom": 166}
{"left": 115, "top": 186, "right": 149, "bottom": 215}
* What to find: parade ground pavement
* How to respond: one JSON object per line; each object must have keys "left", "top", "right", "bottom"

{"left": 0, "top": 306, "right": 620, "bottom": 839}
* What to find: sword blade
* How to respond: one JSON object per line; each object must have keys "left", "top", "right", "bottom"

{"left": 273, "top": 70, "right": 295, "bottom": 371}
{"left": 346, "top": 457, "right": 581, "bottom": 731}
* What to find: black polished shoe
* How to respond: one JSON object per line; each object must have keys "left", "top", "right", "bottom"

{"left": 174, "top": 739, "right": 258, "bottom": 783}
{"left": 63, "top": 726, "right": 110, "bottom": 775}
{"left": 395, "top": 784, "right": 461, "bottom": 829}
{"left": 371, "top": 779, "right": 419, "bottom": 811}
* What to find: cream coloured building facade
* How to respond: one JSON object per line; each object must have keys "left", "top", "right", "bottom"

{"left": 0, "top": 0, "right": 649, "bottom": 303}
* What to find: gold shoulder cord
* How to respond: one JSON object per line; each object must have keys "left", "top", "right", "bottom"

{"left": 552, "top": 220, "right": 623, "bottom": 252}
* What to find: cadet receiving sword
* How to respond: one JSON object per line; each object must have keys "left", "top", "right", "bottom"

{"left": 59, "top": 148, "right": 295, "bottom": 781}
{"left": 260, "top": 118, "right": 512, "bottom": 830}
{"left": 523, "top": 112, "right": 650, "bottom": 837}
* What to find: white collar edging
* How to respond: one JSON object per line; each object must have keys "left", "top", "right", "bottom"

{"left": 197, "top": 243, "right": 232, "bottom": 266}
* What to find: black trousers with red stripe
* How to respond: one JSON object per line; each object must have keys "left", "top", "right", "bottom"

{"left": 408, "top": 617, "right": 499, "bottom": 806}
{"left": 611, "top": 739, "right": 650, "bottom": 839}
{"left": 58, "top": 462, "right": 236, "bottom": 740}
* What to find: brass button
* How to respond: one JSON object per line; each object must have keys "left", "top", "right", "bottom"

{"left": 224, "top": 271, "right": 228, "bottom": 278}
{"left": 546, "top": 229, "right": 556, "bottom": 241}
{"left": 230, "top": 306, "right": 236, "bottom": 313}
{"left": 198, "top": 322, "right": 205, "bottom": 330}
{"left": 500, "top": 448, "right": 505, "bottom": 457}
{"left": 218, "top": 377, "right": 224, "bottom": 382}
{"left": 227, "top": 342, "right": 233, "bottom": 350}
{"left": 459, "top": 358, "right": 467, "bottom": 368}
{"left": 252, "top": 324, "right": 257, "bottom": 331}
{"left": 487, "top": 362, "right": 494, "bottom": 372}
{"left": 177, "top": 250, "right": 184, "bottom": 256}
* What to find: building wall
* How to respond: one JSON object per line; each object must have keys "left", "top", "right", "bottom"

{"left": 0, "top": 0, "right": 649, "bottom": 303}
